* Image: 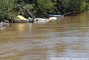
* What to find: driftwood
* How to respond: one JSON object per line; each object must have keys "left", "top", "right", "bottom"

{"left": 18, "top": 4, "right": 23, "bottom": 15}
{"left": 18, "top": 4, "right": 35, "bottom": 19}
{"left": 62, "top": 11, "right": 76, "bottom": 16}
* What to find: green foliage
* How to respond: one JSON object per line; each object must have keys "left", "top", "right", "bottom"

{"left": 0, "top": 0, "right": 89, "bottom": 21}
{"left": 35, "top": 0, "right": 57, "bottom": 15}
{"left": 57, "top": 0, "right": 89, "bottom": 14}
{"left": 80, "top": 1, "right": 88, "bottom": 12}
{"left": 37, "top": 0, "right": 55, "bottom": 10}
{"left": 0, "top": 0, "right": 18, "bottom": 21}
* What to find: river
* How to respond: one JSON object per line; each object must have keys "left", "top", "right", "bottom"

{"left": 0, "top": 11, "right": 89, "bottom": 60}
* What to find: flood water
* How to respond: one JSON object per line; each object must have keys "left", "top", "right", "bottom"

{"left": 0, "top": 11, "right": 89, "bottom": 60}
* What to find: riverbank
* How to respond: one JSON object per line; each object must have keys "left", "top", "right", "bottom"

{"left": 0, "top": 0, "right": 89, "bottom": 22}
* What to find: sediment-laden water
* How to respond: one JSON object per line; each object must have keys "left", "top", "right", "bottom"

{"left": 0, "top": 11, "right": 89, "bottom": 60}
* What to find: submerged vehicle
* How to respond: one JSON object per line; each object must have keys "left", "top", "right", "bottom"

{"left": 48, "top": 14, "right": 63, "bottom": 17}
{"left": 14, "top": 15, "right": 59, "bottom": 23}
{"left": 0, "top": 22, "right": 8, "bottom": 26}
{"left": 14, "top": 15, "right": 29, "bottom": 23}
{"left": 29, "top": 17, "right": 58, "bottom": 23}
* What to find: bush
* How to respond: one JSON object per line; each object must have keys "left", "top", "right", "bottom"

{"left": 0, "top": 0, "right": 18, "bottom": 21}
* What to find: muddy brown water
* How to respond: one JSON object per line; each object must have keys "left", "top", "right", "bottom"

{"left": 0, "top": 11, "right": 89, "bottom": 60}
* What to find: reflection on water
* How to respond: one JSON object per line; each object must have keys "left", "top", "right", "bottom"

{"left": 0, "top": 11, "right": 89, "bottom": 60}
{"left": 0, "top": 26, "right": 6, "bottom": 31}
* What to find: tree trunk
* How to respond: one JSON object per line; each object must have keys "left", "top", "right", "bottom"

{"left": 18, "top": 4, "right": 35, "bottom": 19}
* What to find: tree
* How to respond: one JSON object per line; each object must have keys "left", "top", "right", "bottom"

{"left": 0, "top": 0, "right": 18, "bottom": 21}
{"left": 56, "top": 0, "right": 89, "bottom": 14}
{"left": 36, "top": 0, "right": 59, "bottom": 17}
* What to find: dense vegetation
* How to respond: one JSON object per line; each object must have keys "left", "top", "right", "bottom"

{"left": 0, "top": 0, "right": 89, "bottom": 21}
